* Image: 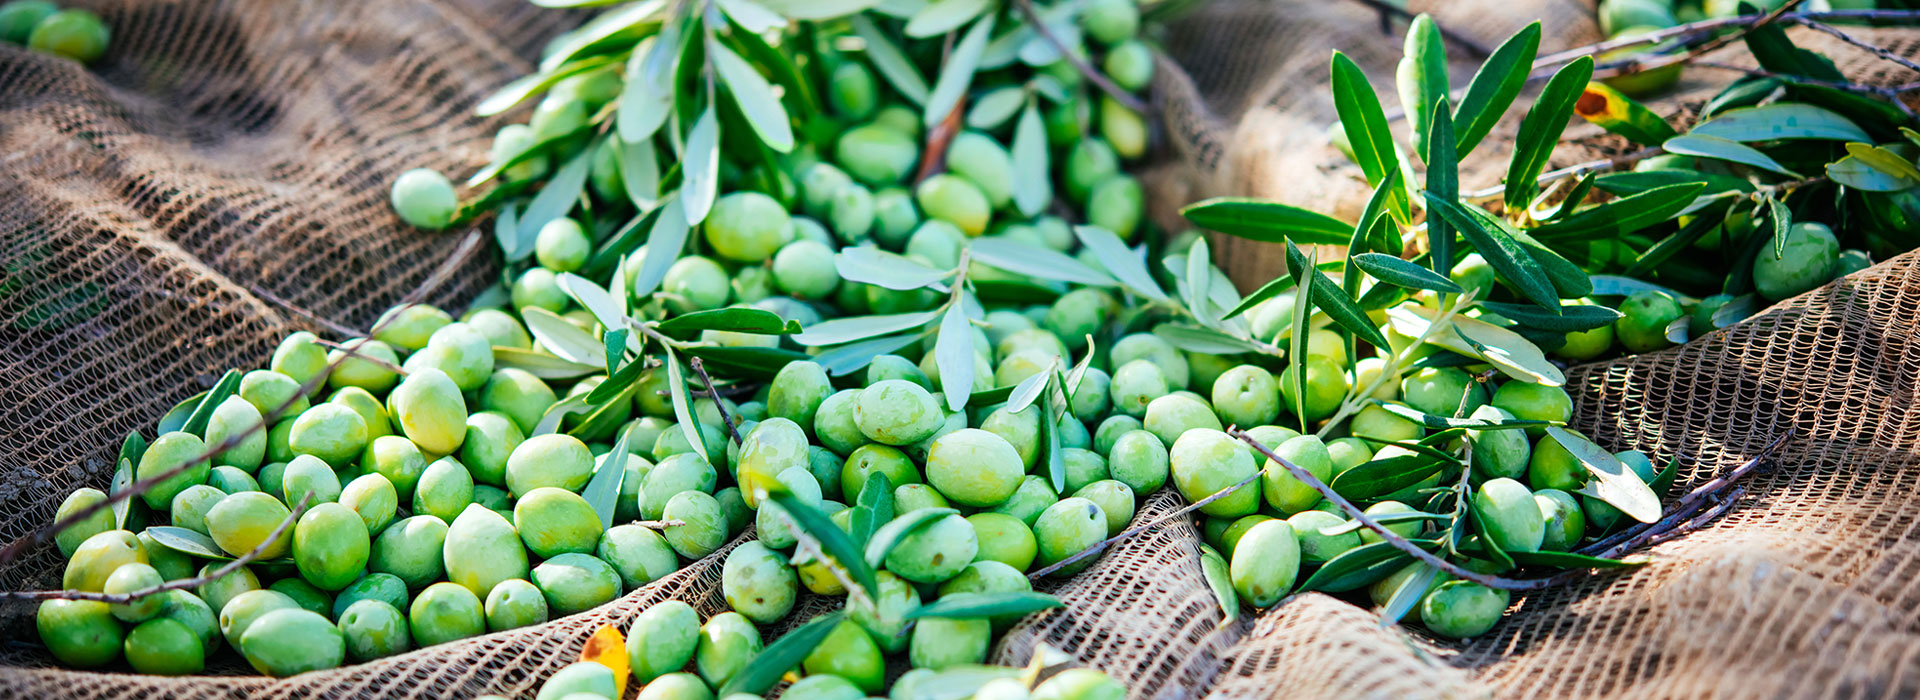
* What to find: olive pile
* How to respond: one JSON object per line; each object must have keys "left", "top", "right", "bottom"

{"left": 0, "top": 0, "right": 108, "bottom": 64}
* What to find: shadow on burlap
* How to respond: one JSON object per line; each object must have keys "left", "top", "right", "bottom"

{"left": 6, "top": 0, "right": 1920, "bottom": 698}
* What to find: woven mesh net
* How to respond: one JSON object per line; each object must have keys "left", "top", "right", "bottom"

{"left": 6, "top": 0, "right": 1920, "bottom": 698}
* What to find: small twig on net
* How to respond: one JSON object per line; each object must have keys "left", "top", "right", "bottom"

{"left": 1009, "top": 0, "right": 1151, "bottom": 114}
{"left": 249, "top": 285, "right": 365, "bottom": 338}
{"left": 1343, "top": 0, "right": 1492, "bottom": 57}
{"left": 1630, "top": 487, "right": 1746, "bottom": 553}
{"left": 312, "top": 338, "right": 410, "bottom": 376}
{"left": 1593, "top": 0, "right": 1810, "bottom": 78}
{"left": 1575, "top": 428, "right": 1792, "bottom": 557}
{"left": 1228, "top": 427, "right": 1612, "bottom": 592}
{"left": 1, "top": 494, "right": 312, "bottom": 603}
{"left": 688, "top": 357, "right": 744, "bottom": 446}
{"left": 0, "top": 229, "right": 484, "bottom": 568}
{"left": 1026, "top": 468, "right": 1264, "bottom": 580}
{"left": 1673, "top": 428, "right": 1794, "bottom": 511}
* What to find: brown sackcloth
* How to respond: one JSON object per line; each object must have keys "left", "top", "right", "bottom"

{"left": 7, "top": 0, "right": 1920, "bottom": 698}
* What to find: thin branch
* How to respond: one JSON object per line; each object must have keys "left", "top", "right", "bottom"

{"left": 0, "top": 228, "right": 484, "bottom": 567}
{"left": 1531, "top": 8, "right": 1920, "bottom": 71}
{"left": 2, "top": 494, "right": 312, "bottom": 603}
{"left": 1687, "top": 61, "right": 1919, "bottom": 117}
{"left": 1672, "top": 428, "right": 1794, "bottom": 511}
{"left": 249, "top": 285, "right": 365, "bottom": 338}
{"left": 1027, "top": 468, "right": 1264, "bottom": 580}
{"left": 1343, "top": 0, "right": 1492, "bottom": 57}
{"left": 634, "top": 519, "right": 687, "bottom": 530}
{"left": 1229, "top": 427, "right": 1613, "bottom": 592}
{"left": 312, "top": 338, "right": 410, "bottom": 376}
{"left": 1631, "top": 488, "right": 1746, "bottom": 552}
{"left": 1462, "top": 148, "right": 1663, "bottom": 202}
{"left": 915, "top": 96, "right": 968, "bottom": 185}
{"left": 1575, "top": 428, "right": 1791, "bottom": 557}
{"left": 1791, "top": 17, "right": 1920, "bottom": 74}
{"left": 1009, "top": 0, "right": 1150, "bottom": 114}
{"left": 688, "top": 357, "right": 744, "bottom": 446}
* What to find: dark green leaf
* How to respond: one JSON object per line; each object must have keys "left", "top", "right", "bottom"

{"left": 1505, "top": 56, "right": 1593, "bottom": 211}
{"left": 1691, "top": 103, "right": 1870, "bottom": 142}
{"left": 864, "top": 508, "right": 961, "bottom": 569}
{"left": 1588, "top": 275, "right": 1692, "bottom": 300}
{"left": 1546, "top": 172, "right": 1598, "bottom": 222}
{"left": 182, "top": 370, "right": 241, "bottom": 438}
{"left": 1454, "top": 22, "right": 1540, "bottom": 156}
{"left": 1074, "top": 225, "right": 1167, "bottom": 302}
{"left": 657, "top": 308, "right": 801, "bottom": 336}
{"left": 1219, "top": 275, "right": 1296, "bottom": 322}
{"left": 157, "top": 392, "right": 204, "bottom": 437}
{"left": 1180, "top": 198, "right": 1353, "bottom": 246}
{"left": 566, "top": 377, "right": 641, "bottom": 441}
{"left": 1331, "top": 51, "right": 1409, "bottom": 222}
{"left": 1574, "top": 83, "right": 1678, "bottom": 146}
{"left": 1649, "top": 459, "right": 1679, "bottom": 498}
{"left": 1426, "top": 195, "right": 1558, "bottom": 310}
{"left": 922, "top": 14, "right": 995, "bottom": 127}
{"left": 1594, "top": 170, "right": 1754, "bottom": 197}
{"left": 1763, "top": 191, "right": 1791, "bottom": 260}
{"left": 681, "top": 346, "right": 813, "bottom": 379}
{"left": 1397, "top": 14, "right": 1449, "bottom": 164}
{"left": 906, "top": 591, "right": 1064, "bottom": 620}
{"left": 1353, "top": 253, "right": 1462, "bottom": 294}
{"left": 1425, "top": 105, "right": 1457, "bottom": 277}
{"left": 586, "top": 349, "right": 646, "bottom": 406}
{"left": 110, "top": 450, "right": 141, "bottom": 530}
{"left": 582, "top": 203, "right": 658, "bottom": 280}
{"left": 1299, "top": 539, "right": 1432, "bottom": 593}
{"left": 1478, "top": 301, "right": 1622, "bottom": 332}
{"left": 1466, "top": 501, "right": 1515, "bottom": 572}
{"left": 718, "top": 611, "right": 846, "bottom": 697}
{"left": 1744, "top": 21, "right": 1845, "bottom": 82}
{"left": 767, "top": 487, "right": 880, "bottom": 595}
{"left": 1329, "top": 454, "right": 1445, "bottom": 501}
{"left": 1283, "top": 242, "right": 1392, "bottom": 349}
{"left": 972, "top": 278, "right": 1063, "bottom": 305}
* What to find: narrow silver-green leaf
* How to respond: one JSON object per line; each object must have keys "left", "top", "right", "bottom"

{"left": 1199, "top": 545, "right": 1238, "bottom": 621}
{"left": 493, "top": 347, "right": 603, "bottom": 380}
{"left": 538, "top": 0, "right": 665, "bottom": 72}
{"left": 935, "top": 303, "right": 976, "bottom": 412}
{"left": 905, "top": 591, "right": 1064, "bottom": 620}
{"left": 532, "top": 395, "right": 595, "bottom": 436}
{"left": 1386, "top": 305, "right": 1565, "bottom": 386}
{"left": 905, "top": 0, "right": 992, "bottom": 38}
{"left": 1550, "top": 427, "right": 1661, "bottom": 524}
{"left": 1663, "top": 133, "right": 1799, "bottom": 177}
{"left": 1454, "top": 22, "right": 1540, "bottom": 156}
{"left": 1073, "top": 225, "right": 1167, "bottom": 302}
{"left": 633, "top": 195, "right": 689, "bottom": 297}
{"left": 757, "top": 0, "right": 885, "bottom": 20}
{"left": 969, "top": 86, "right": 1027, "bottom": 130}
{"left": 1004, "top": 367, "right": 1054, "bottom": 415}
{"left": 865, "top": 508, "right": 961, "bottom": 568}
{"left": 1284, "top": 242, "right": 1392, "bottom": 350}
{"left": 709, "top": 39, "right": 795, "bottom": 153}
{"left": 715, "top": 0, "right": 787, "bottom": 32}
{"left": 851, "top": 472, "right": 895, "bottom": 547}
{"left": 852, "top": 15, "right": 929, "bottom": 105}
{"left": 476, "top": 55, "right": 620, "bottom": 117}
{"left": 1690, "top": 103, "right": 1870, "bottom": 143}
{"left": 1152, "top": 323, "right": 1263, "bottom": 355}
{"left": 145, "top": 526, "right": 235, "bottom": 561}
{"left": 1042, "top": 401, "right": 1065, "bottom": 493}
{"left": 1011, "top": 100, "right": 1052, "bottom": 217}
{"left": 837, "top": 246, "right": 952, "bottom": 290}
{"left": 1185, "top": 237, "right": 1215, "bottom": 327}
{"left": 522, "top": 307, "right": 608, "bottom": 367}
{"left": 794, "top": 309, "right": 941, "bottom": 347}
{"left": 581, "top": 429, "right": 630, "bottom": 530}
{"left": 665, "top": 347, "right": 710, "bottom": 464}
{"left": 557, "top": 273, "right": 631, "bottom": 341}
{"left": 619, "top": 30, "right": 682, "bottom": 143}
{"left": 922, "top": 13, "right": 996, "bottom": 127}
{"left": 817, "top": 333, "right": 927, "bottom": 376}
{"left": 515, "top": 145, "right": 597, "bottom": 261}
{"left": 970, "top": 236, "right": 1118, "bottom": 287}
{"left": 617, "top": 135, "right": 661, "bottom": 209}
{"left": 1287, "top": 248, "right": 1314, "bottom": 431}
{"left": 1379, "top": 562, "right": 1440, "bottom": 626}
{"left": 1180, "top": 198, "right": 1353, "bottom": 246}
{"left": 682, "top": 107, "right": 721, "bottom": 225}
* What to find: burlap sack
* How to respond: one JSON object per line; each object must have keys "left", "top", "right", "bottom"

{"left": 6, "top": 0, "right": 1920, "bottom": 698}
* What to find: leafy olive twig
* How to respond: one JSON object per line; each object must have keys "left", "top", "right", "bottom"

{"left": 1462, "top": 148, "right": 1664, "bottom": 202}
{"left": 0, "top": 493, "right": 313, "bottom": 604}
{"left": 1228, "top": 426, "right": 1619, "bottom": 592}
{"left": 1343, "top": 0, "right": 1492, "bottom": 57}
{"left": 1635, "top": 487, "right": 1745, "bottom": 551}
{"left": 1026, "top": 469, "right": 1263, "bottom": 580}
{"left": 0, "top": 228, "right": 485, "bottom": 568}
{"left": 688, "top": 356, "right": 744, "bottom": 446}
{"left": 1009, "top": 0, "right": 1150, "bottom": 114}
{"left": 1577, "top": 427, "right": 1793, "bottom": 557}
{"left": 772, "top": 507, "right": 877, "bottom": 612}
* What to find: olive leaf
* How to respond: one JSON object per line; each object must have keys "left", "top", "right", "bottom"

{"left": 905, "top": 591, "right": 1064, "bottom": 620}
{"left": 581, "top": 429, "right": 631, "bottom": 530}
{"left": 616, "top": 135, "right": 662, "bottom": 210}
{"left": 1352, "top": 253, "right": 1461, "bottom": 294}
{"left": 532, "top": 395, "right": 595, "bottom": 437}
{"left": 538, "top": 0, "right": 665, "bottom": 72}
{"left": 1003, "top": 367, "right": 1053, "bottom": 414}
{"left": 1504, "top": 56, "right": 1592, "bottom": 211}
{"left": 619, "top": 29, "right": 682, "bottom": 143}
{"left": 851, "top": 15, "right": 930, "bottom": 105}
{"left": 1327, "top": 454, "right": 1447, "bottom": 501}
{"left": 1507, "top": 549, "right": 1647, "bottom": 569}
{"left": 515, "top": 145, "right": 598, "bottom": 261}
{"left": 155, "top": 390, "right": 201, "bottom": 435}
{"left": 1041, "top": 399, "right": 1066, "bottom": 493}
{"left": 633, "top": 195, "right": 691, "bottom": 297}
{"left": 1318, "top": 512, "right": 1448, "bottom": 537}
{"left": 1425, "top": 105, "right": 1458, "bottom": 277}
{"left": 836, "top": 246, "right": 953, "bottom": 291}
{"left": 1588, "top": 275, "right": 1693, "bottom": 301}
{"left": 1185, "top": 237, "right": 1217, "bottom": 327}
{"left": 969, "top": 86, "right": 1027, "bottom": 130}
{"left": 850, "top": 472, "right": 894, "bottom": 547}
{"left": 682, "top": 106, "right": 722, "bottom": 225}
{"left": 558, "top": 273, "right": 634, "bottom": 343}
{"left": 1478, "top": 301, "right": 1622, "bottom": 332}
{"left": 656, "top": 308, "right": 801, "bottom": 335}
{"left": 864, "top": 508, "right": 960, "bottom": 569}
{"left": 709, "top": 38, "right": 795, "bottom": 153}
{"left": 111, "top": 433, "right": 146, "bottom": 530}
{"left": 493, "top": 203, "right": 522, "bottom": 259}
{"left": 715, "top": 0, "right": 786, "bottom": 32}
{"left": 182, "top": 370, "right": 241, "bottom": 438}
{"left": 1011, "top": 100, "right": 1053, "bottom": 218}
{"left": 1453, "top": 22, "right": 1539, "bottom": 155}
{"left": 476, "top": 54, "right": 622, "bottom": 117}
{"left": 1527, "top": 182, "right": 1707, "bottom": 242}
{"left": 1180, "top": 197, "right": 1353, "bottom": 246}
{"left": 682, "top": 346, "right": 812, "bottom": 379}
{"left": 1068, "top": 228, "right": 1161, "bottom": 305}
{"left": 1426, "top": 194, "right": 1558, "bottom": 311}
{"left": 1549, "top": 427, "right": 1661, "bottom": 524}
{"left": 1331, "top": 51, "right": 1409, "bottom": 222}
{"left": 794, "top": 309, "right": 942, "bottom": 347}
{"left": 935, "top": 302, "right": 976, "bottom": 412}
{"left": 717, "top": 611, "right": 846, "bottom": 697}
{"left": 1152, "top": 323, "right": 1263, "bottom": 355}
{"left": 663, "top": 347, "right": 711, "bottom": 464}
{"left": 815, "top": 332, "right": 927, "bottom": 376}
{"left": 493, "top": 347, "right": 603, "bottom": 380}
{"left": 1574, "top": 83, "right": 1678, "bottom": 146}
{"left": 1385, "top": 304, "right": 1566, "bottom": 386}
{"left": 969, "top": 237, "right": 1118, "bottom": 287}
{"left": 1396, "top": 14, "right": 1448, "bottom": 163}
{"left": 1370, "top": 400, "right": 1552, "bottom": 431}
{"left": 144, "top": 526, "right": 236, "bottom": 561}
{"left": 1199, "top": 544, "right": 1238, "bottom": 621}
{"left": 906, "top": 0, "right": 992, "bottom": 38}
{"left": 1282, "top": 241, "right": 1391, "bottom": 349}
{"left": 757, "top": 0, "right": 887, "bottom": 21}
{"left": 1377, "top": 562, "right": 1440, "bottom": 626}
{"left": 1299, "top": 540, "right": 1432, "bottom": 593}
{"left": 922, "top": 13, "right": 995, "bottom": 127}
{"left": 1662, "top": 134, "right": 1798, "bottom": 177}
{"left": 522, "top": 307, "right": 608, "bottom": 368}
{"left": 1466, "top": 501, "right": 1515, "bottom": 572}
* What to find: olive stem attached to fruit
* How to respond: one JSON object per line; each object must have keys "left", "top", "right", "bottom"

{"left": 0, "top": 494, "right": 311, "bottom": 604}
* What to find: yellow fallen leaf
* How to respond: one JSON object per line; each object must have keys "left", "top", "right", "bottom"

{"left": 581, "top": 625, "right": 629, "bottom": 697}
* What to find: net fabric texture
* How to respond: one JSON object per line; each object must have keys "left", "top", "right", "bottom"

{"left": 6, "top": 0, "right": 1920, "bottom": 699}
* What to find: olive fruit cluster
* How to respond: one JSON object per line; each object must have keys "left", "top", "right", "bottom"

{"left": 0, "top": 0, "right": 108, "bottom": 64}
{"left": 508, "top": 655, "right": 1124, "bottom": 700}
{"left": 40, "top": 301, "right": 752, "bottom": 676}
